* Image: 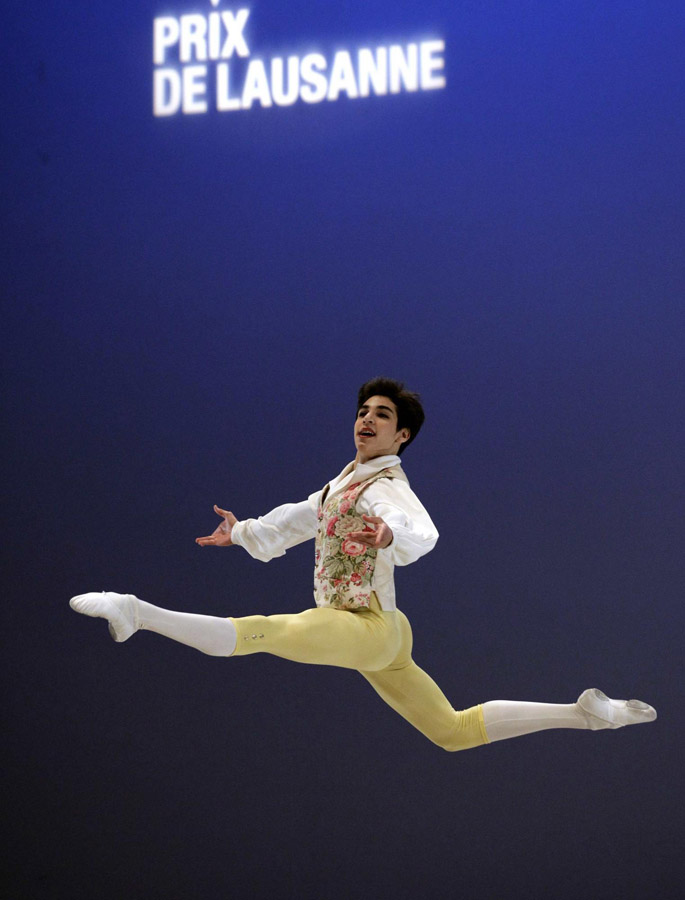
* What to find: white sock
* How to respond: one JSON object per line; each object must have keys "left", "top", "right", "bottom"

{"left": 136, "top": 599, "right": 237, "bottom": 657}
{"left": 483, "top": 689, "right": 657, "bottom": 742}
{"left": 482, "top": 700, "right": 586, "bottom": 742}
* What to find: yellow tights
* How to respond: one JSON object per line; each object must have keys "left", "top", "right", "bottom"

{"left": 231, "top": 595, "right": 488, "bottom": 752}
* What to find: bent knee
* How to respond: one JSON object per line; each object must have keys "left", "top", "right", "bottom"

{"left": 430, "top": 707, "right": 489, "bottom": 752}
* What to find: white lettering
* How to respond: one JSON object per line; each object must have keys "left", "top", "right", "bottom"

{"left": 216, "top": 63, "right": 241, "bottom": 111}
{"left": 153, "top": 12, "right": 446, "bottom": 117}
{"left": 420, "top": 40, "right": 445, "bottom": 90}
{"left": 221, "top": 9, "right": 251, "bottom": 58}
{"left": 180, "top": 15, "right": 207, "bottom": 63}
{"left": 153, "top": 68, "right": 181, "bottom": 116}
{"left": 389, "top": 44, "right": 418, "bottom": 93}
{"left": 358, "top": 47, "right": 387, "bottom": 97}
{"left": 271, "top": 56, "right": 300, "bottom": 106}
{"left": 182, "top": 65, "right": 207, "bottom": 114}
{"left": 153, "top": 18, "right": 180, "bottom": 66}
{"left": 327, "top": 51, "right": 358, "bottom": 101}
{"left": 241, "top": 59, "right": 272, "bottom": 108}
{"left": 300, "top": 53, "right": 327, "bottom": 104}
{"left": 208, "top": 12, "right": 221, "bottom": 60}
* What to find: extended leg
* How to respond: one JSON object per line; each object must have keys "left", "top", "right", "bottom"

{"left": 69, "top": 591, "right": 401, "bottom": 670}
{"left": 360, "top": 610, "right": 656, "bottom": 751}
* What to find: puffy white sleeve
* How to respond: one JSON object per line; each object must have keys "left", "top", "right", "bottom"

{"left": 230, "top": 490, "right": 321, "bottom": 562}
{"left": 358, "top": 478, "right": 439, "bottom": 566}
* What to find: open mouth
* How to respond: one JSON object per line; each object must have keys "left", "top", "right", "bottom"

{"left": 358, "top": 430, "right": 375, "bottom": 437}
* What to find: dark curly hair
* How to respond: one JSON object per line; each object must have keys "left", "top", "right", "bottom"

{"left": 357, "top": 377, "right": 425, "bottom": 455}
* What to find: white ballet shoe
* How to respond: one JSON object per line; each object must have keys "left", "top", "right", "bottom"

{"left": 577, "top": 688, "right": 657, "bottom": 730}
{"left": 69, "top": 591, "right": 140, "bottom": 642}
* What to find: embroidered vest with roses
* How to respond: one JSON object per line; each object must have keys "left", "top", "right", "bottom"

{"left": 314, "top": 465, "right": 406, "bottom": 610}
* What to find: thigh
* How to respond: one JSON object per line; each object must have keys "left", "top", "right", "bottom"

{"left": 359, "top": 609, "right": 487, "bottom": 750}
{"left": 231, "top": 605, "right": 400, "bottom": 671}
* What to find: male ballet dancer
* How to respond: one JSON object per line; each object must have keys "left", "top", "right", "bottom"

{"left": 70, "top": 378, "right": 656, "bottom": 750}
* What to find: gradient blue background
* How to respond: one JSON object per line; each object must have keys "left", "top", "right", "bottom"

{"left": 3, "top": 1, "right": 683, "bottom": 897}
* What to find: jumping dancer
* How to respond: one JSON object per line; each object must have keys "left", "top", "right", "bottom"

{"left": 70, "top": 378, "right": 656, "bottom": 750}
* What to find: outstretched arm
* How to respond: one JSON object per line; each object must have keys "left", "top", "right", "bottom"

{"left": 196, "top": 494, "right": 321, "bottom": 562}
{"left": 195, "top": 505, "right": 238, "bottom": 546}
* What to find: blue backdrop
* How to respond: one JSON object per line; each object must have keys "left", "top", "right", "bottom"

{"left": 3, "top": 1, "right": 683, "bottom": 897}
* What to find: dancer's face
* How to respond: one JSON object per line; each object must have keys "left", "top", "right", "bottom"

{"left": 354, "top": 395, "right": 410, "bottom": 463}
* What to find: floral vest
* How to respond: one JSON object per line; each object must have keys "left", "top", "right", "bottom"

{"left": 314, "top": 464, "right": 406, "bottom": 610}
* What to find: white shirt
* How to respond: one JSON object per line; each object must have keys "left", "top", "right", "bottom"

{"left": 230, "top": 455, "right": 439, "bottom": 610}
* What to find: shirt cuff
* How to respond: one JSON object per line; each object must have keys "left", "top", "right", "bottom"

{"left": 230, "top": 521, "right": 245, "bottom": 547}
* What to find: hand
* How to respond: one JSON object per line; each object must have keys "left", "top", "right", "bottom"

{"left": 195, "top": 505, "right": 238, "bottom": 547}
{"left": 346, "top": 514, "right": 394, "bottom": 550}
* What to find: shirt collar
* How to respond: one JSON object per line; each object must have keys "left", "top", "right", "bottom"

{"left": 351, "top": 454, "right": 401, "bottom": 480}
{"left": 329, "top": 455, "right": 401, "bottom": 492}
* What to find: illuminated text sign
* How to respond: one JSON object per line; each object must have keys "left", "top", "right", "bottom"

{"left": 153, "top": 2, "right": 446, "bottom": 116}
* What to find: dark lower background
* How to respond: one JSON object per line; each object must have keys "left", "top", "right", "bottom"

{"left": 2, "top": 1, "right": 683, "bottom": 898}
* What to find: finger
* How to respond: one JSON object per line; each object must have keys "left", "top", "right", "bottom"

{"left": 214, "top": 505, "right": 230, "bottom": 517}
{"left": 346, "top": 532, "right": 377, "bottom": 545}
{"left": 362, "top": 515, "right": 383, "bottom": 524}
{"left": 196, "top": 536, "right": 216, "bottom": 544}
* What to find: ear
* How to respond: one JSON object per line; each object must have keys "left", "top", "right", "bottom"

{"left": 397, "top": 428, "right": 410, "bottom": 445}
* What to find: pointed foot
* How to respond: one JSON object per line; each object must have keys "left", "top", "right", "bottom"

{"left": 69, "top": 591, "right": 140, "bottom": 642}
{"left": 577, "top": 688, "right": 657, "bottom": 730}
